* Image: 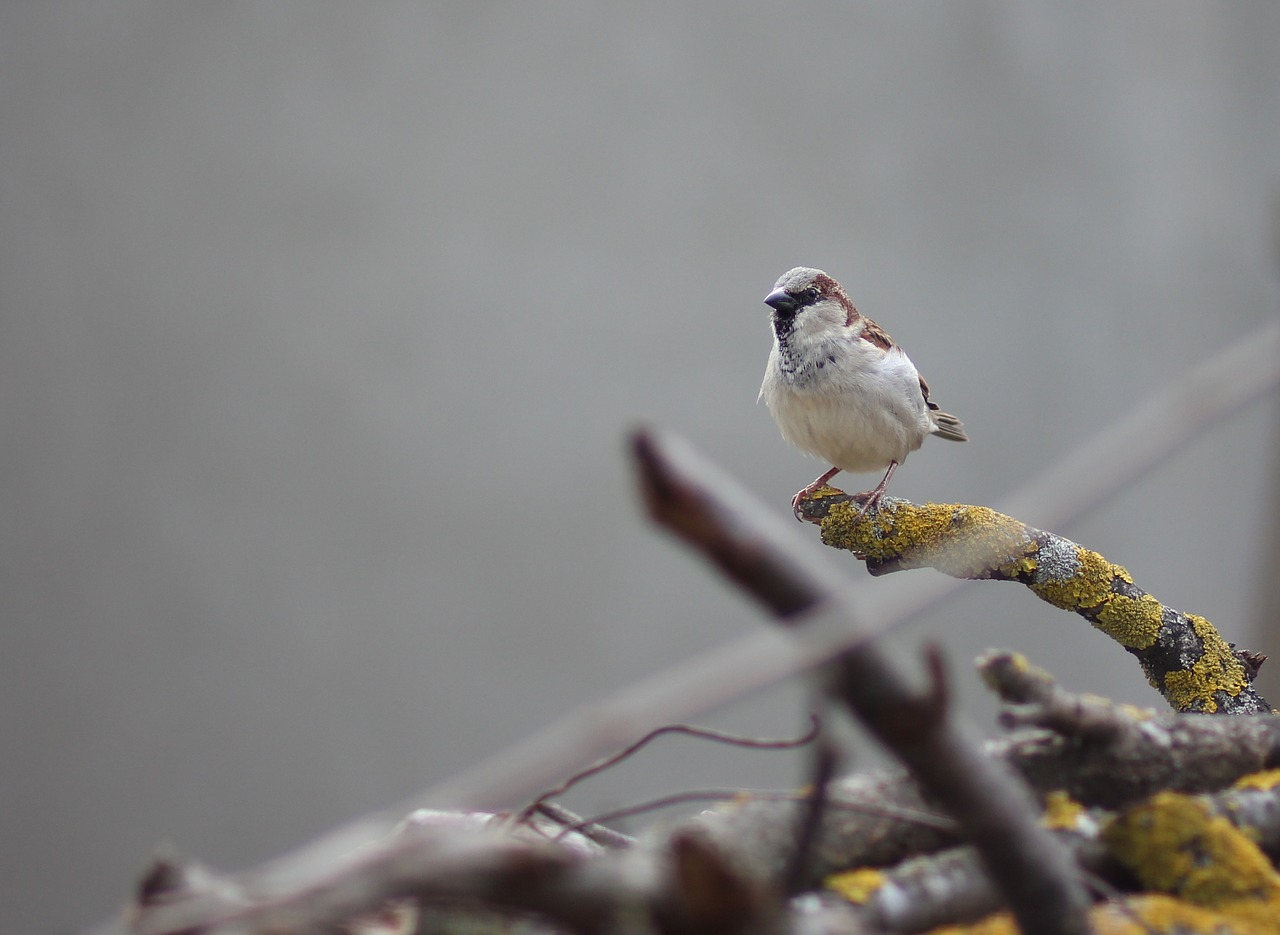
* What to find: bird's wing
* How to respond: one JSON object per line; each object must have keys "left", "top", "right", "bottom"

{"left": 918, "top": 371, "right": 940, "bottom": 412}
{"left": 859, "top": 316, "right": 896, "bottom": 352}
{"left": 863, "top": 314, "right": 946, "bottom": 414}
{"left": 861, "top": 316, "right": 935, "bottom": 405}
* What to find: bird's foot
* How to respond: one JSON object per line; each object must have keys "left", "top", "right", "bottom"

{"left": 848, "top": 486, "right": 887, "bottom": 522}
{"left": 846, "top": 462, "right": 898, "bottom": 521}
{"left": 791, "top": 468, "right": 841, "bottom": 521}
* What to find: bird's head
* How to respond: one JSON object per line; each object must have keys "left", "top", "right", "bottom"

{"left": 764, "top": 267, "right": 858, "bottom": 339}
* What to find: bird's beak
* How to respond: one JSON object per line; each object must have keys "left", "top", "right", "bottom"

{"left": 764, "top": 289, "right": 798, "bottom": 314}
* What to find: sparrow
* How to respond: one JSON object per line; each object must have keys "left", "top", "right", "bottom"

{"left": 759, "top": 267, "right": 967, "bottom": 520}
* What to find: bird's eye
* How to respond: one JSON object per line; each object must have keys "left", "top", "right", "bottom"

{"left": 800, "top": 288, "right": 820, "bottom": 304}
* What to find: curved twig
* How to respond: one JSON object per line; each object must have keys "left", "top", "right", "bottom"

{"left": 516, "top": 714, "right": 821, "bottom": 825}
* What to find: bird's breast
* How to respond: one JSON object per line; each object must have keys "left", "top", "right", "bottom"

{"left": 762, "top": 340, "right": 932, "bottom": 473}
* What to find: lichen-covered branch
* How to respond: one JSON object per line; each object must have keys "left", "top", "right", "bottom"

{"left": 800, "top": 490, "right": 1271, "bottom": 715}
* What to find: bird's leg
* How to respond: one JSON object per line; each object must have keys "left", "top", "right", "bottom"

{"left": 791, "top": 467, "right": 842, "bottom": 520}
{"left": 850, "top": 460, "right": 899, "bottom": 520}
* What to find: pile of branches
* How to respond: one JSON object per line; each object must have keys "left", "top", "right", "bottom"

{"left": 92, "top": 425, "right": 1280, "bottom": 935}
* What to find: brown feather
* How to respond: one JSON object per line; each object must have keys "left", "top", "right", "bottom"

{"left": 858, "top": 316, "right": 896, "bottom": 352}
{"left": 813, "top": 269, "right": 967, "bottom": 441}
{"left": 919, "top": 373, "right": 938, "bottom": 410}
{"left": 813, "top": 273, "right": 862, "bottom": 328}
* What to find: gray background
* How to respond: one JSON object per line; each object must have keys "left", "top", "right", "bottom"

{"left": 3, "top": 4, "right": 1279, "bottom": 931}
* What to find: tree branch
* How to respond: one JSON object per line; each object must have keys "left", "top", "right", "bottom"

{"left": 800, "top": 492, "right": 1272, "bottom": 714}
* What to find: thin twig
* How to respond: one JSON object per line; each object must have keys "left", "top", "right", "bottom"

{"left": 516, "top": 714, "right": 820, "bottom": 824}
{"left": 531, "top": 802, "right": 634, "bottom": 849}
{"left": 558, "top": 788, "right": 958, "bottom": 841}
{"left": 557, "top": 789, "right": 782, "bottom": 839}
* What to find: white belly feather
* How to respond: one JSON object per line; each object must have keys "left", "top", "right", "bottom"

{"left": 761, "top": 338, "right": 932, "bottom": 474}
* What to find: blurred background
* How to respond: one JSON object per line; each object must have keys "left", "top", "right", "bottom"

{"left": 3, "top": 3, "right": 1279, "bottom": 930}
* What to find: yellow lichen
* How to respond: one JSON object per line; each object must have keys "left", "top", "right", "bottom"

{"left": 993, "top": 553, "right": 1038, "bottom": 579}
{"left": 977, "top": 650, "right": 1041, "bottom": 695}
{"left": 819, "top": 498, "right": 962, "bottom": 565}
{"left": 932, "top": 506, "right": 1031, "bottom": 576}
{"left": 1041, "top": 790, "right": 1087, "bottom": 831}
{"left": 1029, "top": 546, "right": 1112, "bottom": 610}
{"left": 1101, "top": 792, "right": 1280, "bottom": 911}
{"left": 1161, "top": 615, "right": 1249, "bottom": 713}
{"left": 1092, "top": 590, "right": 1164, "bottom": 650}
{"left": 925, "top": 911, "right": 1019, "bottom": 934}
{"left": 1233, "top": 769, "right": 1280, "bottom": 792}
{"left": 1026, "top": 547, "right": 1161, "bottom": 650}
{"left": 1116, "top": 702, "right": 1156, "bottom": 722}
{"left": 819, "top": 500, "right": 1032, "bottom": 578}
{"left": 927, "top": 897, "right": 1280, "bottom": 934}
{"left": 816, "top": 497, "right": 882, "bottom": 556}
{"left": 1002, "top": 652, "right": 1031, "bottom": 673}
{"left": 817, "top": 497, "right": 1251, "bottom": 715}
{"left": 825, "top": 867, "right": 884, "bottom": 904}
{"left": 1089, "top": 893, "right": 1277, "bottom": 934}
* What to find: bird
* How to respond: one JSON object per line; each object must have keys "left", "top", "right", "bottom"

{"left": 759, "top": 267, "right": 967, "bottom": 520}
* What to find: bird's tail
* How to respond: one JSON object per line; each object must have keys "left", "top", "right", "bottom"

{"left": 930, "top": 411, "right": 968, "bottom": 442}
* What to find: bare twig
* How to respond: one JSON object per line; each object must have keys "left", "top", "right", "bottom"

{"left": 559, "top": 789, "right": 788, "bottom": 838}
{"left": 981, "top": 650, "right": 1143, "bottom": 742}
{"left": 531, "top": 802, "right": 635, "bottom": 849}
{"left": 126, "top": 820, "right": 622, "bottom": 935}
{"left": 573, "top": 788, "right": 951, "bottom": 838}
{"left": 564, "top": 787, "right": 957, "bottom": 842}
{"left": 516, "top": 714, "right": 820, "bottom": 824}
{"left": 633, "top": 429, "right": 1092, "bottom": 935}
{"left": 977, "top": 650, "right": 1280, "bottom": 807}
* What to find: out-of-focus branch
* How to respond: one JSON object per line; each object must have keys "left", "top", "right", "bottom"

{"left": 124, "top": 812, "right": 620, "bottom": 935}
{"left": 633, "top": 429, "right": 1092, "bottom": 935}
{"left": 995, "top": 317, "right": 1280, "bottom": 530}
{"left": 516, "top": 716, "right": 820, "bottom": 825}
{"left": 801, "top": 492, "right": 1272, "bottom": 714}
{"left": 97, "top": 645, "right": 1280, "bottom": 935}
{"left": 675, "top": 649, "right": 1280, "bottom": 894}
{"left": 1254, "top": 370, "right": 1280, "bottom": 695}
{"left": 824, "top": 774, "right": 1280, "bottom": 935}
